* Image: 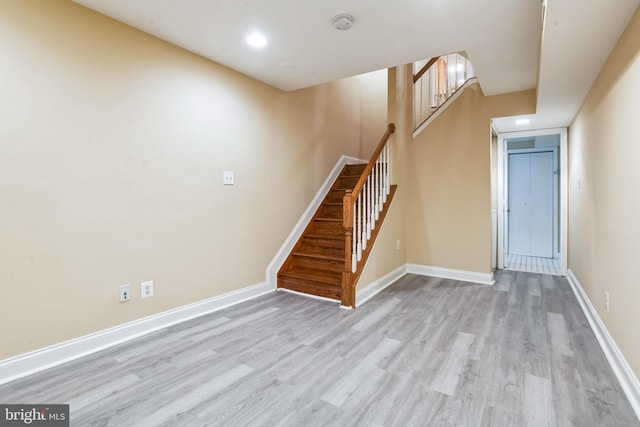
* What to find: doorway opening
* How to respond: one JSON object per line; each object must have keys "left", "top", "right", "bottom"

{"left": 494, "top": 128, "right": 568, "bottom": 276}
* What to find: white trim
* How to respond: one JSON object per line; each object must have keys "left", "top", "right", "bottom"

{"left": 356, "top": 265, "right": 408, "bottom": 306}
{"left": 406, "top": 264, "right": 495, "bottom": 285}
{"left": 412, "top": 78, "right": 478, "bottom": 138}
{"left": 560, "top": 130, "right": 568, "bottom": 275}
{"left": 566, "top": 270, "right": 640, "bottom": 420}
{"left": 497, "top": 133, "right": 506, "bottom": 269}
{"left": 265, "top": 155, "right": 366, "bottom": 287}
{"left": 0, "top": 281, "right": 272, "bottom": 386}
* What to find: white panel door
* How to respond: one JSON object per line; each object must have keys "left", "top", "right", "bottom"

{"left": 508, "top": 152, "right": 554, "bottom": 257}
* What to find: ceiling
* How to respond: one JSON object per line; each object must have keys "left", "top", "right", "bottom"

{"left": 73, "top": 0, "right": 639, "bottom": 132}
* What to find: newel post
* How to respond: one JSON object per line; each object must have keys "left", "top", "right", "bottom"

{"left": 342, "top": 190, "right": 355, "bottom": 308}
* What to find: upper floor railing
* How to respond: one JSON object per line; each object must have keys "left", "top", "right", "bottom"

{"left": 413, "top": 53, "right": 475, "bottom": 130}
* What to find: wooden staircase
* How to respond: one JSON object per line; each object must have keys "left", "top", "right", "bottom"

{"left": 278, "top": 178, "right": 398, "bottom": 308}
{"left": 277, "top": 123, "right": 397, "bottom": 307}
{"left": 278, "top": 164, "right": 366, "bottom": 302}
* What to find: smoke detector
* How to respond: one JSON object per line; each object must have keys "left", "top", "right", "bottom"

{"left": 332, "top": 14, "right": 353, "bottom": 31}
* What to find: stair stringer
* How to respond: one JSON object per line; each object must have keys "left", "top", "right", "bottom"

{"left": 265, "top": 155, "right": 365, "bottom": 289}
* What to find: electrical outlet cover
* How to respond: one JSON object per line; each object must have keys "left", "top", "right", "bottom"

{"left": 119, "top": 284, "right": 130, "bottom": 302}
{"left": 141, "top": 280, "right": 154, "bottom": 299}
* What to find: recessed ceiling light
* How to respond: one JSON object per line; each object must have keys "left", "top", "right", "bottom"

{"left": 246, "top": 33, "right": 267, "bottom": 48}
{"left": 515, "top": 118, "right": 530, "bottom": 125}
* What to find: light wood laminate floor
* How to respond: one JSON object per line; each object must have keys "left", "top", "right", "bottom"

{"left": 1, "top": 271, "right": 637, "bottom": 426}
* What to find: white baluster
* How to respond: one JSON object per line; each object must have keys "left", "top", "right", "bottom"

{"left": 387, "top": 143, "right": 391, "bottom": 194}
{"left": 368, "top": 175, "right": 374, "bottom": 235}
{"left": 357, "top": 193, "right": 362, "bottom": 261}
{"left": 382, "top": 146, "right": 388, "bottom": 202}
{"left": 374, "top": 159, "right": 379, "bottom": 219}
{"left": 351, "top": 201, "right": 358, "bottom": 273}
{"left": 362, "top": 180, "right": 368, "bottom": 250}
{"left": 377, "top": 154, "right": 383, "bottom": 214}
{"left": 352, "top": 199, "right": 357, "bottom": 273}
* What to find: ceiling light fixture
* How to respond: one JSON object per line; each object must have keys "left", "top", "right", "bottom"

{"left": 332, "top": 14, "right": 354, "bottom": 31}
{"left": 246, "top": 33, "right": 267, "bottom": 48}
{"left": 515, "top": 118, "right": 530, "bottom": 125}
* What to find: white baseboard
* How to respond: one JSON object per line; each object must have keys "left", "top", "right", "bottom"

{"left": 0, "top": 281, "right": 273, "bottom": 386}
{"left": 265, "top": 155, "right": 366, "bottom": 287}
{"left": 356, "top": 263, "right": 492, "bottom": 306}
{"left": 407, "top": 263, "right": 495, "bottom": 285}
{"left": 356, "top": 265, "right": 408, "bottom": 306}
{"left": 567, "top": 270, "right": 640, "bottom": 420}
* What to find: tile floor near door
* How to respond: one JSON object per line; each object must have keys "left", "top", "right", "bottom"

{"left": 506, "top": 253, "right": 562, "bottom": 275}
{"left": 1, "top": 271, "right": 637, "bottom": 426}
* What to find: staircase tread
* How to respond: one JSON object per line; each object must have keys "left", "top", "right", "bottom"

{"left": 279, "top": 267, "right": 342, "bottom": 283}
{"left": 292, "top": 251, "right": 344, "bottom": 261}
{"left": 314, "top": 217, "right": 342, "bottom": 222}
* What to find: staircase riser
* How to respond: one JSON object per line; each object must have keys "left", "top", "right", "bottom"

{"left": 314, "top": 221, "right": 345, "bottom": 234}
{"left": 337, "top": 176, "right": 359, "bottom": 188}
{"left": 292, "top": 256, "right": 344, "bottom": 273}
{"left": 321, "top": 205, "right": 343, "bottom": 218}
{"left": 278, "top": 276, "right": 341, "bottom": 300}
{"left": 326, "top": 191, "right": 347, "bottom": 203}
{"left": 344, "top": 164, "right": 366, "bottom": 175}
{"left": 301, "top": 239, "right": 344, "bottom": 253}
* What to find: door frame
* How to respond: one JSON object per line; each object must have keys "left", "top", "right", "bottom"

{"left": 496, "top": 127, "right": 567, "bottom": 275}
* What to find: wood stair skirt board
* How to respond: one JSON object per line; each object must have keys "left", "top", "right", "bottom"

{"left": 277, "top": 163, "right": 397, "bottom": 305}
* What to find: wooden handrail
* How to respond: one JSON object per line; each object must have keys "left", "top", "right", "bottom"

{"left": 348, "top": 123, "right": 396, "bottom": 208}
{"left": 413, "top": 57, "right": 438, "bottom": 83}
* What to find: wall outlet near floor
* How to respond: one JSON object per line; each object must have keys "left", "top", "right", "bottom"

{"left": 604, "top": 291, "right": 609, "bottom": 312}
{"left": 119, "top": 284, "right": 130, "bottom": 302}
{"left": 141, "top": 280, "right": 154, "bottom": 299}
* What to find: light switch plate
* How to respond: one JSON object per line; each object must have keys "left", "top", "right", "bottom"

{"left": 223, "top": 171, "right": 234, "bottom": 185}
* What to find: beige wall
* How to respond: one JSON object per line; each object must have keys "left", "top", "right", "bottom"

{"left": 0, "top": 0, "right": 387, "bottom": 359}
{"left": 569, "top": 6, "right": 640, "bottom": 378}
{"left": 405, "top": 85, "right": 536, "bottom": 274}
